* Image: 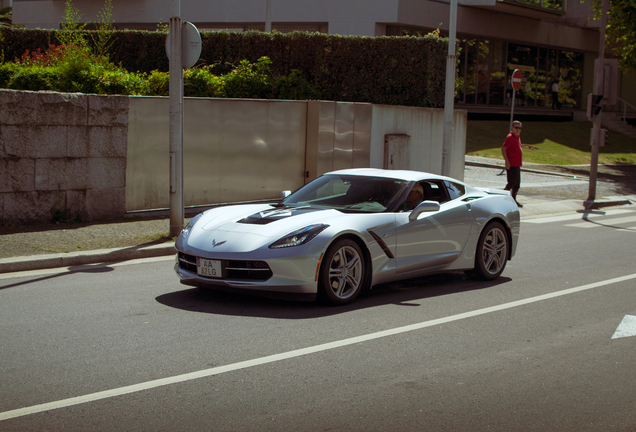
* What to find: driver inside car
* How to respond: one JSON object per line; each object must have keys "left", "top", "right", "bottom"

{"left": 400, "top": 183, "right": 424, "bottom": 211}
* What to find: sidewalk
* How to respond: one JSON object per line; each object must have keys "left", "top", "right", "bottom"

{"left": 1, "top": 157, "right": 635, "bottom": 274}
{"left": 464, "top": 155, "right": 636, "bottom": 216}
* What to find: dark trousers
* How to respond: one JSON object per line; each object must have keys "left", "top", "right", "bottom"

{"left": 505, "top": 166, "right": 521, "bottom": 199}
{"left": 552, "top": 91, "right": 559, "bottom": 109}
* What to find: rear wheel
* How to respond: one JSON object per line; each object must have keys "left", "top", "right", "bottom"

{"left": 467, "top": 221, "right": 508, "bottom": 280}
{"left": 319, "top": 239, "right": 366, "bottom": 305}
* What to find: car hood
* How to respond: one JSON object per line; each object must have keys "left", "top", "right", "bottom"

{"left": 182, "top": 204, "right": 348, "bottom": 254}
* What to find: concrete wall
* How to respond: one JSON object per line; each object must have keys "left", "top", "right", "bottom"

{"left": 370, "top": 105, "right": 466, "bottom": 180}
{"left": 1, "top": 89, "right": 467, "bottom": 226}
{"left": 126, "top": 97, "right": 309, "bottom": 212}
{"left": 0, "top": 90, "right": 129, "bottom": 225}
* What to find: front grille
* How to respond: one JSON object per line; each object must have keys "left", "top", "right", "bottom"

{"left": 225, "top": 260, "right": 272, "bottom": 280}
{"left": 178, "top": 252, "right": 197, "bottom": 272}
{"left": 178, "top": 252, "right": 272, "bottom": 281}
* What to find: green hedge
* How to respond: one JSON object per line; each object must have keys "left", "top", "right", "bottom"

{"left": 0, "top": 27, "right": 447, "bottom": 107}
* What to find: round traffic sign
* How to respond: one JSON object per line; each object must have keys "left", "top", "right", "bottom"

{"left": 165, "top": 21, "right": 202, "bottom": 69}
{"left": 511, "top": 69, "right": 522, "bottom": 91}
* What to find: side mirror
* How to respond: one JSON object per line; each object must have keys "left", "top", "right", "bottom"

{"left": 409, "top": 201, "right": 440, "bottom": 221}
{"left": 281, "top": 190, "right": 291, "bottom": 198}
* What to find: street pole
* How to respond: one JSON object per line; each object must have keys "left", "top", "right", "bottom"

{"left": 441, "top": 0, "right": 458, "bottom": 177}
{"left": 587, "top": 0, "right": 608, "bottom": 206}
{"left": 265, "top": 0, "right": 272, "bottom": 33}
{"left": 169, "top": 0, "right": 184, "bottom": 236}
{"left": 509, "top": 89, "right": 516, "bottom": 132}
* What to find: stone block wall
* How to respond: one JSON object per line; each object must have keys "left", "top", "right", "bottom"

{"left": 0, "top": 90, "right": 129, "bottom": 225}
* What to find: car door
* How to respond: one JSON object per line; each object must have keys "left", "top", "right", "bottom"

{"left": 394, "top": 180, "right": 474, "bottom": 275}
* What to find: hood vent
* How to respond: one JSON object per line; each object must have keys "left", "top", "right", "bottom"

{"left": 237, "top": 206, "right": 324, "bottom": 225}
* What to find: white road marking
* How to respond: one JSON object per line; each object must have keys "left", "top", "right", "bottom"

{"left": 612, "top": 315, "right": 636, "bottom": 339}
{"left": 0, "top": 256, "right": 175, "bottom": 281}
{"left": 523, "top": 209, "right": 634, "bottom": 224}
{"left": 565, "top": 215, "right": 636, "bottom": 229}
{"left": 2, "top": 272, "right": 636, "bottom": 422}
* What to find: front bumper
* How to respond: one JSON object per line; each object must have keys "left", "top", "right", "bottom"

{"left": 173, "top": 249, "right": 320, "bottom": 299}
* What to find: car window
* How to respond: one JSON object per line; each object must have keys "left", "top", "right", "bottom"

{"left": 282, "top": 175, "right": 410, "bottom": 213}
{"left": 444, "top": 181, "right": 465, "bottom": 200}
{"left": 420, "top": 180, "right": 446, "bottom": 203}
{"left": 314, "top": 177, "right": 350, "bottom": 200}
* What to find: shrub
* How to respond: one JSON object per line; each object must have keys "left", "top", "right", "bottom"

{"left": 49, "top": 45, "right": 101, "bottom": 93}
{"left": 18, "top": 44, "right": 67, "bottom": 67}
{"left": 56, "top": 0, "right": 88, "bottom": 49}
{"left": 1, "top": 27, "right": 447, "bottom": 107}
{"left": 184, "top": 67, "right": 221, "bottom": 97}
{"left": 97, "top": 70, "right": 148, "bottom": 95}
{"left": 0, "top": 62, "right": 19, "bottom": 87}
{"left": 221, "top": 57, "right": 273, "bottom": 99}
{"left": 272, "top": 70, "right": 322, "bottom": 100}
{"left": 8, "top": 67, "right": 53, "bottom": 91}
{"left": 209, "top": 61, "right": 235, "bottom": 76}
{"left": 145, "top": 70, "right": 169, "bottom": 96}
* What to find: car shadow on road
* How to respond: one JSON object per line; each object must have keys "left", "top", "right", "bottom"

{"left": 155, "top": 273, "right": 513, "bottom": 319}
{"left": 0, "top": 262, "right": 118, "bottom": 291}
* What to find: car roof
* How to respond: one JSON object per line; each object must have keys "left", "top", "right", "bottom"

{"left": 325, "top": 168, "right": 457, "bottom": 183}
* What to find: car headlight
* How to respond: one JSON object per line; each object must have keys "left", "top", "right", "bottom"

{"left": 181, "top": 213, "right": 203, "bottom": 239}
{"left": 269, "top": 224, "right": 329, "bottom": 249}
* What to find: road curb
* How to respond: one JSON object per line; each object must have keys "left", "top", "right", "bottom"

{"left": 0, "top": 243, "right": 176, "bottom": 274}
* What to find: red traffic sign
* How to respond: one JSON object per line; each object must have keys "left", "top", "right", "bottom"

{"left": 511, "top": 69, "right": 522, "bottom": 91}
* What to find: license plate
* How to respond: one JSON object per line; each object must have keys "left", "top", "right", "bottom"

{"left": 197, "top": 258, "right": 222, "bottom": 278}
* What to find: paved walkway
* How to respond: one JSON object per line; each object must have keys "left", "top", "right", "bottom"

{"left": 1, "top": 157, "right": 634, "bottom": 273}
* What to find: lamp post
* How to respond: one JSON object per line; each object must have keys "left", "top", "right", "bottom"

{"left": 586, "top": 0, "right": 609, "bottom": 206}
{"left": 441, "top": 0, "right": 458, "bottom": 177}
{"left": 265, "top": 0, "right": 272, "bottom": 32}
{"left": 169, "top": 0, "right": 184, "bottom": 236}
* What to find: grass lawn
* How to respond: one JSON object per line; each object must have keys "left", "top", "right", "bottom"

{"left": 466, "top": 120, "right": 636, "bottom": 165}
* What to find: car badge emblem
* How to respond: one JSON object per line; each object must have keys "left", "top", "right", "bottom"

{"left": 211, "top": 239, "right": 226, "bottom": 248}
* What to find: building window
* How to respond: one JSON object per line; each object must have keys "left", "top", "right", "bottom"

{"left": 507, "top": 43, "right": 538, "bottom": 107}
{"left": 453, "top": 39, "right": 582, "bottom": 109}
{"left": 489, "top": 41, "right": 507, "bottom": 106}
{"left": 389, "top": 28, "right": 583, "bottom": 110}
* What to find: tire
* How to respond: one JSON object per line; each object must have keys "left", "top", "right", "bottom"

{"left": 467, "top": 221, "right": 508, "bottom": 280}
{"left": 319, "top": 239, "right": 366, "bottom": 305}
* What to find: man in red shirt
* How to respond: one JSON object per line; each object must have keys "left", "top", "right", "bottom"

{"left": 502, "top": 120, "right": 523, "bottom": 208}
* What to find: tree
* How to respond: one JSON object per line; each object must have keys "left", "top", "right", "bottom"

{"left": 91, "top": 0, "right": 115, "bottom": 58}
{"left": 605, "top": 0, "right": 636, "bottom": 71}
{"left": 0, "top": 7, "right": 23, "bottom": 27}
{"left": 587, "top": 0, "right": 636, "bottom": 72}
{"left": 57, "top": 0, "right": 87, "bottom": 47}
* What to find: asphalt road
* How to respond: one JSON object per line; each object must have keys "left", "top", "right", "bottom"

{"left": 1, "top": 209, "right": 635, "bottom": 431}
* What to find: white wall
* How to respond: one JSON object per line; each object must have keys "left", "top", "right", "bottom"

{"left": 370, "top": 105, "right": 467, "bottom": 180}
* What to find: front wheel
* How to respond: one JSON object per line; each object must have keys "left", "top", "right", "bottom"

{"left": 466, "top": 222, "right": 508, "bottom": 280}
{"left": 319, "top": 239, "right": 366, "bottom": 305}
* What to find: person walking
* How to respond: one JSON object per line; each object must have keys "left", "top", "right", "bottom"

{"left": 551, "top": 81, "right": 559, "bottom": 109}
{"left": 502, "top": 120, "right": 523, "bottom": 208}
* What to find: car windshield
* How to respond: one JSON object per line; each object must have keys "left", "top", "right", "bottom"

{"left": 280, "top": 174, "right": 410, "bottom": 213}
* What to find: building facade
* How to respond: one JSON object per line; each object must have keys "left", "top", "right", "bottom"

{"left": 11, "top": 0, "right": 634, "bottom": 115}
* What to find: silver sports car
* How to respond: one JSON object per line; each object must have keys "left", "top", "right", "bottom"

{"left": 175, "top": 168, "right": 520, "bottom": 305}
